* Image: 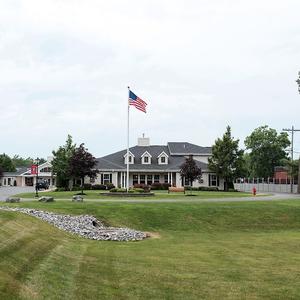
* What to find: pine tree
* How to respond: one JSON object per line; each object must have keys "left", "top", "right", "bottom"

{"left": 208, "top": 126, "right": 244, "bottom": 191}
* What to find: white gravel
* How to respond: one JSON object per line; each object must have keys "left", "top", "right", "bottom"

{"left": 0, "top": 207, "right": 147, "bottom": 242}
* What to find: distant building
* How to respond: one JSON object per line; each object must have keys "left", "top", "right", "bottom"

{"left": 274, "top": 166, "right": 289, "bottom": 180}
{"left": 0, "top": 157, "right": 55, "bottom": 187}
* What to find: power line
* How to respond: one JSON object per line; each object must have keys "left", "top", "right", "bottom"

{"left": 282, "top": 126, "right": 300, "bottom": 193}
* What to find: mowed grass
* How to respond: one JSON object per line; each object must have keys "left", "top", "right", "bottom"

{"left": 1, "top": 199, "right": 300, "bottom": 299}
{"left": 14, "top": 189, "right": 252, "bottom": 200}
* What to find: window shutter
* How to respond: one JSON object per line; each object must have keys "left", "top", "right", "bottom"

{"left": 209, "top": 174, "right": 211, "bottom": 187}
{"left": 101, "top": 174, "right": 103, "bottom": 185}
{"left": 217, "top": 176, "right": 219, "bottom": 187}
{"left": 109, "top": 174, "right": 112, "bottom": 183}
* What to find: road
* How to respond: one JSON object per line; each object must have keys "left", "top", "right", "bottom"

{"left": 0, "top": 186, "right": 35, "bottom": 200}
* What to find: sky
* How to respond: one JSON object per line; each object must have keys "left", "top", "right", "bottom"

{"left": 1, "top": 0, "right": 300, "bottom": 159}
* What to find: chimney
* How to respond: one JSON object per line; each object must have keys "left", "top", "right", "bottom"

{"left": 138, "top": 135, "right": 150, "bottom": 146}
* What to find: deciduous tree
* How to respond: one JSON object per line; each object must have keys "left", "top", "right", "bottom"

{"left": 68, "top": 143, "right": 99, "bottom": 194}
{"left": 180, "top": 155, "right": 202, "bottom": 188}
{"left": 0, "top": 153, "right": 16, "bottom": 172}
{"left": 244, "top": 125, "right": 290, "bottom": 178}
{"left": 52, "top": 135, "right": 76, "bottom": 190}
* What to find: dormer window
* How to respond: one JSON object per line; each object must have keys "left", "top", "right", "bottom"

{"left": 124, "top": 152, "right": 135, "bottom": 164}
{"left": 158, "top": 151, "right": 169, "bottom": 165}
{"left": 141, "top": 151, "right": 152, "bottom": 165}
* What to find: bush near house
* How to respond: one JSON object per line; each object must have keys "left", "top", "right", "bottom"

{"left": 83, "top": 183, "right": 92, "bottom": 190}
{"left": 185, "top": 186, "right": 219, "bottom": 192}
{"left": 150, "top": 183, "right": 171, "bottom": 190}
{"left": 91, "top": 184, "right": 107, "bottom": 190}
{"left": 106, "top": 183, "right": 115, "bottom": 190}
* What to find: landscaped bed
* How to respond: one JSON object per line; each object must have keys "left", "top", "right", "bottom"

{"left": 13, "top": 189, "right": 252, "bottom": 200}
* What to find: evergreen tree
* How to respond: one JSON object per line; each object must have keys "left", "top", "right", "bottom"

{"left": 208, "top": 126, "right": 244, "bottom": 191}
{"left": 68, "top": 143, "right": 99, "bottom": 194}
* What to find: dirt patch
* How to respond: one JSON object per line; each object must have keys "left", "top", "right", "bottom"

{"left": 145, "top": 232, "right": 161, "bottom": 239}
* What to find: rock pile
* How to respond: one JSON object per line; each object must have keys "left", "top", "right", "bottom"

{"left": 38, "top": 196, "right": 55, "bottom": 202}
{"left": 0, "top": 207, "right": 147, "bottom": 242}
{"left": 72, "top": 195, "right": 83, "bottom": 202}
{"left": 5, "top": 197, "right": 20, "bottom": 203}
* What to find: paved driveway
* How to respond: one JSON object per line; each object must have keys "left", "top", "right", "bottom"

{"left": 0, "top": 186, "right": 34, "bottom": 201}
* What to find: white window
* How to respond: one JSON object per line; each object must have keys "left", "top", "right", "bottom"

{"left": 154, "top": 174, "right": 160, "bottom": 183}
{"left": 141, "top": 151, "right": 152, "bottom": 164}
{"left": 124, "top": 152, "right": 135, "bottom": 164}
{"left": 209, "top": 175, "right": 219, "bottom": 186}
{"left": 158, "top": 152, "right": 169, "bottom": 165}
{"left": 101, "top": 173, "right": 112, "bottom": 185}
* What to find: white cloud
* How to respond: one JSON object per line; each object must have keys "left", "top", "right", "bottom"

{"left": 1, "top": 0, "right": 300, "bottom": 158}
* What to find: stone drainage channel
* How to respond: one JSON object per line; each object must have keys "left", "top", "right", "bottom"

{"left": 0, "top": 207, "right": 147, "bottom": 242}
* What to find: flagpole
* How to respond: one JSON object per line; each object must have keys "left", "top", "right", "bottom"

{"left": 127, "top": 86, "right": 130, "bottom": 192}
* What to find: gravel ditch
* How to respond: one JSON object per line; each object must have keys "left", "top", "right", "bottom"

{"left": 0, "top": 207, "right": 147, "bottom": 242}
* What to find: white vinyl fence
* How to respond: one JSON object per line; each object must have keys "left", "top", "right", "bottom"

{"left": 234, "top": 178, "right": 298, "bottom": 194}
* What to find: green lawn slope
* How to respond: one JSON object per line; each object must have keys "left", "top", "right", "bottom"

{"left": 1, "top": 200, "right": 300, "bottom": 299}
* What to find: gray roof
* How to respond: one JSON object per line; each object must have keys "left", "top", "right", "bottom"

{"left": 2, "top": 167, "right": 29, "bottom": 177}
{"left": 168, "top": 142, "right": 212, "bottom": 155}
{"left": 96, "top": 144, "right": 209, "bottom": 171}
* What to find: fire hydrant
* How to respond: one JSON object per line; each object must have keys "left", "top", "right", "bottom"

{"left": 252, "top": 187, "right": 257, "bottom": 196}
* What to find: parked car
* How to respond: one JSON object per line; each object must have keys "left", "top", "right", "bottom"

{"left": 36, "top": 180, "right": 49, "bottom": 190}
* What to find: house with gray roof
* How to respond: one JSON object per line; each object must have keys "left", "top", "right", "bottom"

{"left": 94, "top": 137, "right": 223, "bottom": 189}
{"left": 0, "top": 158, "right": 55, "bottom": 187}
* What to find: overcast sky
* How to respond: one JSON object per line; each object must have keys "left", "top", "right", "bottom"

{"left": 1, "top": 0, "right": 300, "bottom": 159}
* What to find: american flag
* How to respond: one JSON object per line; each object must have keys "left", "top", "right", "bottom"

{"left": 128, "top": 90, "right": 147, "bottom": 113}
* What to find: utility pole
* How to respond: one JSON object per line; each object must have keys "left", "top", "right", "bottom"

{"left": 283, "top": 127, "right": 300, "bottom": 193}
{"left": 296, "top": 72, "right": 300, "bottom": 193}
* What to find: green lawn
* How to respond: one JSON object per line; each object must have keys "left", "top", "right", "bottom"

{"left": 1, "top": 199, "right": 300, "bottom": 299}
{"left": 14, "top": 189, "right": 252, "bottom": 200}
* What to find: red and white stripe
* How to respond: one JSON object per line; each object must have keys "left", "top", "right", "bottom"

{"left": 129, "top": 97, "right": 147, "bottom": 113}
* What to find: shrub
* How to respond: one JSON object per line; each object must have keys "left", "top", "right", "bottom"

{"left": 91, "top": 184, "right": 107, "bottom": 190}
{"left": 134, "top": 184, "right": 151, "bottom": 192}
{"left": 184, "top": 186, "right": 219, "bottom": 191}
{"left": 198, "top": 187, "right": 219, "bottom": 191}
{"left": 83, "top": 183, "right": 92, "bottom": 190}
{"left": 106, "top": 183, "right": 115, "bottom": 190}
{"left": 151, "top": 182, "right": 171, "bottom": 190}
{"left": 55, "top": 187, "right": 70, "bottom": 192}
{"left": 134, "top": 188, "right": 145, "bottom": 193}
{"left": 110, "top": 188, "right": 127, "bottom": 193}
{"left": 134, "top": 183, "right": 146, "bottom": 188}
{"left": 71, "top": 185, "right": 82, "bottom": 191}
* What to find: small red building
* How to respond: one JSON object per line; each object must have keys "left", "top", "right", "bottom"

{"left": 274, "top": 166, "right": 289, "bottom": 180}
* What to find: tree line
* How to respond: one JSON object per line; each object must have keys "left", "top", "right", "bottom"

{"left": 208, "top": 125, "right": 297, "bottom": 190}
{"left": 1, "top": 125, "right": 297, "bottom": 192}
{"left": 164, "top": 124, "right": 295, "bottom": 192}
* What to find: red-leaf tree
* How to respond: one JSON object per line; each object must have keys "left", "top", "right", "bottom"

{"left": 68, "top": 143, "right": 99, "bottom": 194}
{"left": 180, "top": 155, "right": 202, "bottom": 187}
